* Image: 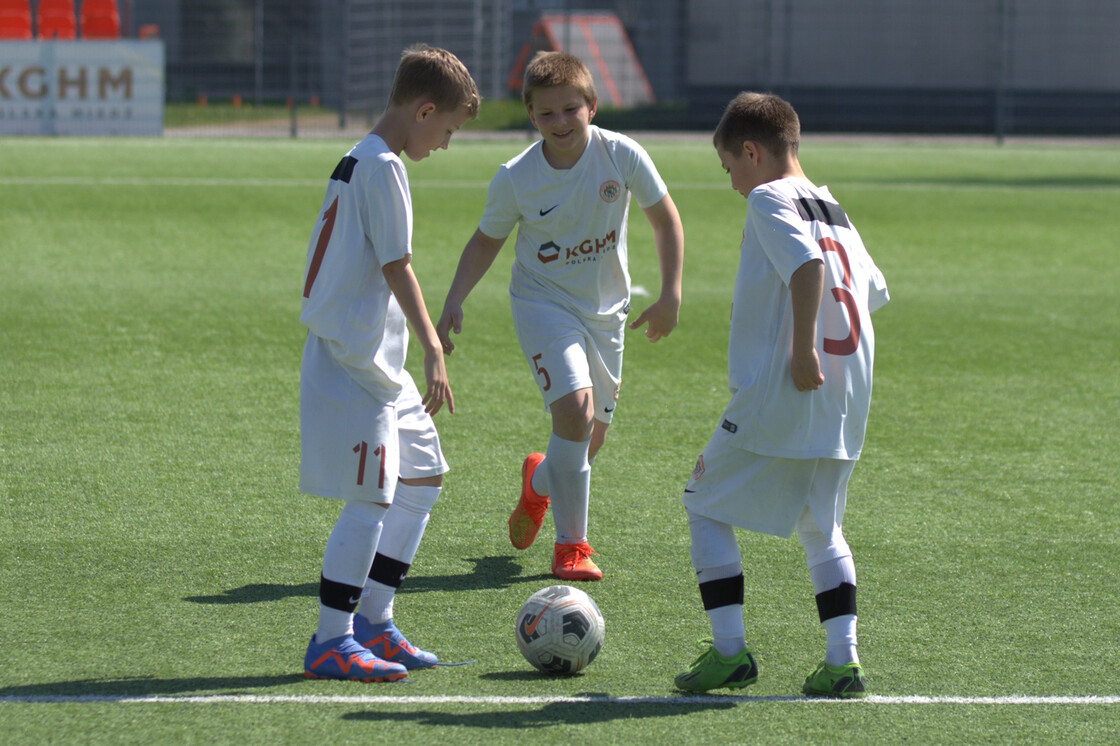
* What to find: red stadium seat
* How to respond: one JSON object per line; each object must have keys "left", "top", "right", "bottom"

{"left": 79, "top": 0, "right": 119, "bottom": 39}
{"left": 0, "top": 0, "right": 32, "bottom": 40}
{"left": 36, "top": 0, "right": 77, "bottom": 39}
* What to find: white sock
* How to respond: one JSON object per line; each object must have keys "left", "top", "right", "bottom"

{"left": 808, "top": 556, "right": 858, "bottom": 665}
{"left": 707, "top": 606, "right": 747, "bottom": 658}
{"left": 696, "top": 562, "right": 746, "bottom": 657}
{"left": 317, "top": 501, "right": 386, "bottom": 641}
{"left": 823, "top": 614, "right": 859, "bottom": 666}
{"left": 530, "top": 456, "right": 549, "bottom": 496}
{"left": 543, "top": 433, "right": 590, "bottom": 544}
{"left": 359, "top": 483, "right": 440, "bottom": 625}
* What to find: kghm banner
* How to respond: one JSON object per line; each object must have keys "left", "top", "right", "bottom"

{"left": 0, "top": 40, "right": 164, "bottom": 135}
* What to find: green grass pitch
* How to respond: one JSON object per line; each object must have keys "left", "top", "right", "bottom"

{"left": 2, "top": 133, "right": 1119, "bottom": 743}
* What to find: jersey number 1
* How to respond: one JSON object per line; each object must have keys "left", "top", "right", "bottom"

{"left": 302, "top": 196, "right": 339, "bottom": 298}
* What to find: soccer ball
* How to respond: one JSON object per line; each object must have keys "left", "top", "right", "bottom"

{"left": 515, "top": 585, "right": 604, "bottom": 674}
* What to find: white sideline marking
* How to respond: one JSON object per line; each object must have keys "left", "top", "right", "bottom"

{"left": 2, "top": 694, "right": 1118, "bottom": 705}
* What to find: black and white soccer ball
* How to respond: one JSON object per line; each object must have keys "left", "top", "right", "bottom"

{"left": 515, "top": 585, "right": 604, "bottom": 674}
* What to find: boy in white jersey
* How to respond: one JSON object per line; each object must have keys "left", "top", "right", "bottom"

{"left": 299, "top": 45, "right": 478, "bottom": 682}
{"left": 436, "top": 52, "right": 684, "bottom": 581}
{"left": 673, "top": 93, "right": 889, "bottom": 697}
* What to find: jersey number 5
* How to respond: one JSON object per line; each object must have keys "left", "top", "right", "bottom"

{"left": 303, "top": 196, "right": 339, "bottom": 298}
{"left": 818, "top": 237, "right": 861, "bottom": 356}
{"left": 531, "top": 353, "right": 552, "bottom": 392}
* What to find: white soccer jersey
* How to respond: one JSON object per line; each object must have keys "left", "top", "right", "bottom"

{"left": 300, "top": 134, "right": 412, "bottom": 403}
{"left": 721, "top": 178, "right": 889, "bottom": 460}
{"left": 478, "top": 125, "right": 668, "bottom": 321}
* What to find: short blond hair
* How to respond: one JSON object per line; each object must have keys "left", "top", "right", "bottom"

{"left": 713, "top": 92, "right": 800, "bottom": 157}
{"left": 522, "top": 51, "right": 596, "bottom": 110}
{"left": 389, "top": 44, "right": 480, "bottom": 117}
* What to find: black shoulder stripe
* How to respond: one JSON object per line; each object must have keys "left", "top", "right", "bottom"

{"left": 795, "top": 197, "right": 849, "bottom": 228}
{"left": 330, "top": 155, "right": 359, "bottom": 183}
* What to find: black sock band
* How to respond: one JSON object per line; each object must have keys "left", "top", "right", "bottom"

{"left": 815, "top": 582, "right": 857, "bottom": 622}
{"left": 319, "top": 574, "right": 362, "bottom": 613}
{"left": 368, "top": 553, "right": 410, "bottom": 589}
{"left": 698, "top": 573, "right": 744, "bottom": 611}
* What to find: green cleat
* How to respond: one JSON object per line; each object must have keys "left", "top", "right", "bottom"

{"left": 802, "top": 661, "right": 867, "bottom": 698}
{"left": 674, "top": 641, "right": 758, "bottom": 693}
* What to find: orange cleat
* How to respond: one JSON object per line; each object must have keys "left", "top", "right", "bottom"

{"left": 509, "top": 453, "right": 549, "bottom": 550}
{"left": 552, "top": 541, "right": 602, "bottom": 581}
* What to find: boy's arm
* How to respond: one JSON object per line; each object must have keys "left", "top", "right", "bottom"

{"left": 789, "top": 258, "right": 825, "bottom": 392}
{"left": 382, "top": 255, "right": 454, "bottom": 415}
{"left": 436, "top": 228, "right": 507, "bottom": 353}
{"left": 628, "top": 194, "right": 684, "bottom": 342}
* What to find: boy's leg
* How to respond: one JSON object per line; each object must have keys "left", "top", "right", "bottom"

{"left": 304, "top": 499, "right": 408, "bottom": 682}
{"left": 797, "top": 460, "right": 867, "bottom": 698}
{"left": 508, "top": 297, "right": 621, "bottom": 570}
{"left": 674, "top": 511, "right": 757, "bottom": 692}
{"left": 355, "top": 389, "right": 446, "bottom": 668}
{"left": 796, "top": 503, "right": 858, "bottom": 666}
{"left": 317, "top": 499, "right": 385, "bottom": 642}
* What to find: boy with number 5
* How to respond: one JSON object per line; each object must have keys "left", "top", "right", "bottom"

{"left": 437, "top": 52, "right": 683, "bottom": 582}
{"left": 674, "top": 93, "right": 889, "bottom": 698}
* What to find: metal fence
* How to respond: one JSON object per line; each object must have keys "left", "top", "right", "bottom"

{"left": 11, "top": 0, "right": 1115, "bottom": 137}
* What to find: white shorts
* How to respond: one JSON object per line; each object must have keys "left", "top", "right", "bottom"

{"left": 683, "top": 424, "right": 855, "bottom": 539}
{"left": 510, "top": 295, "right": 624, "bottom": 423}
{"left": 300, "top": 334, "right": 448, "bottom": 502}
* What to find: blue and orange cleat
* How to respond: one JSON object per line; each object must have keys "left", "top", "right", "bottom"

{"left": 303, "top": 634, "right": 408, "bottom": 682}
{"left": 352, "top": 616, "right": 438, "bottom": 670}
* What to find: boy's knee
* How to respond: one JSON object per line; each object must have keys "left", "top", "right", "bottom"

{"left": 549, "top": 391, "right": 595, "bottom": 440}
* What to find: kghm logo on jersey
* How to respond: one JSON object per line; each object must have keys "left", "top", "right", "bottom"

{"left": 599, "top": 180, "right": 621, "bottom": 203}
{"left": 537, "top": 229, "right": 618, "bottom": 265}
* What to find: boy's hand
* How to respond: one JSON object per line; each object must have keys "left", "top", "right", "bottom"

{"left": 436, "top": 304, "right": 463, "bottom": 354}
{"left": 421, "top": 347, "right": 454, "bottom": 415}
{"left": 790, "top": 348, "right": 824, "bottom": 392}
{"left": 628, "top": 296, "right": 679, "bottom": 342}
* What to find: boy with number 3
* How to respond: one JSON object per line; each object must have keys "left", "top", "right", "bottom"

{"left": 674, "top": 93, "right": 889, "bottom": 698}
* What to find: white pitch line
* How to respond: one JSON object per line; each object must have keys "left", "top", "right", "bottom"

{"left": 2, "top": 694, "right": 1118, "bottom": 706}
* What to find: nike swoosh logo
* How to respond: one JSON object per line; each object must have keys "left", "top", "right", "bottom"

{"left": 603, "top": 406, "right": 615, "bottom": 414}
{"left": 348, "top": 595, "right": 362, "bottom": 605}
{"left": 539, "top": 205, "right": 559, "bottom": 216}
{"left": 521, "top": 599, "right": 558, "bottom": 636}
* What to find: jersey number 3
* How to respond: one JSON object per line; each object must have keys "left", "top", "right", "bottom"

{"left": 302, "top": 196, "right": 339, "bottom": 298}
{"left": 818, "top": 237, "right": 861, "bottom": 356}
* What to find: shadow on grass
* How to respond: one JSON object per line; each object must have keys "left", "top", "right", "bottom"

{"left": 184, "top": 556, "right": 549, "bottom": 604}
{"left": 341, "top": 697, "right": 739, "bottom": 728}
{"left": 0, "top": 674, "right": 306, "bottom": 699}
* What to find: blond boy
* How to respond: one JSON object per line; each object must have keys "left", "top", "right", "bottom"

{"left": 300, "top": 45, "right": 478, "bottom": 682}
{"left": 437, "top": 52, "right": 684, "bottom": 581}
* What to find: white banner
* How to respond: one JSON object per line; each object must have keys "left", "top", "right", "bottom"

{"left": 0, "top": 40, "right": 164, "bottom": 136}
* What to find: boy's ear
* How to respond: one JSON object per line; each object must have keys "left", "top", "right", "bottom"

{"left": 415, "top": 101, "right": 437, "bottom": 121}
{"left": 741, "top": 140, "right": 761, "bottom": 165}
{"left": 587, "top": 98, "right": 598, "bottom": 121}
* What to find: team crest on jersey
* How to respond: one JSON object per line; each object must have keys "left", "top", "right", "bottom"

{"left": 599, "top": 180, "right": 621, "bottom": 203}
{"left": 691, "top": 455, "right": 705, "bottom": 481}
